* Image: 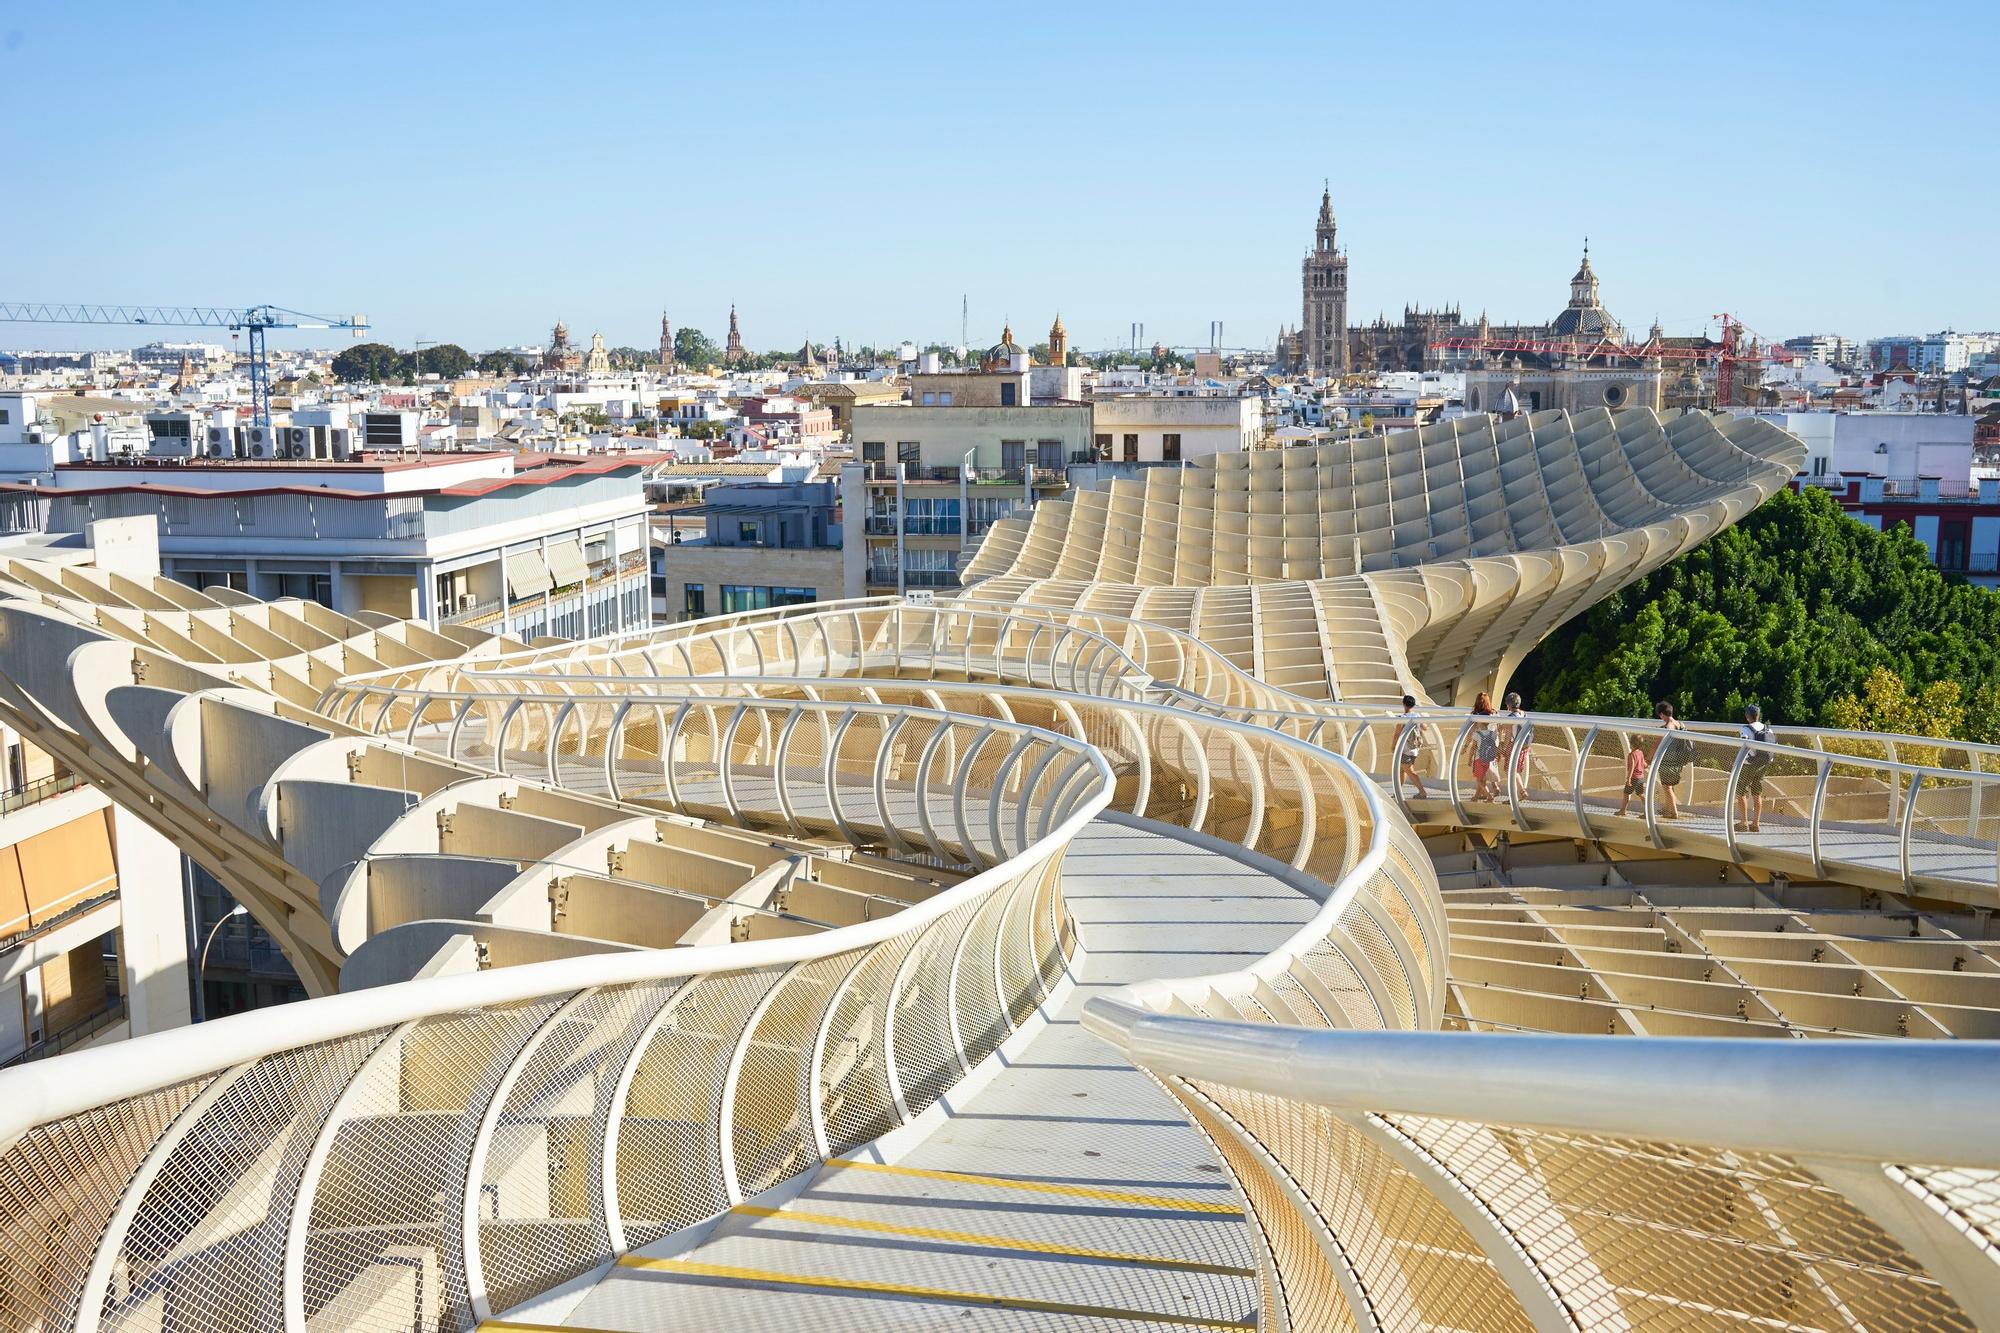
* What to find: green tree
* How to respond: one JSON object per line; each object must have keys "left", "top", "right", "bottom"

{"left": 413, "top": 343, "right": 473, "bottom": 379}
{"left": 478, "top": 350, "right": 532, "bottom": 376}
{"left": 1511, "top": 486, "right": 2000, "bottom": 741}
{"left": 674, "top": 327, "right": 722, "bottom": 369}
{"left": 331, "top": 342, "right": 408, "bottom": 384}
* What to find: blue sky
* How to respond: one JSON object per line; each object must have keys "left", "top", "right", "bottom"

{"left": 3, "top": 1, "right": 1993, "bottom": 355}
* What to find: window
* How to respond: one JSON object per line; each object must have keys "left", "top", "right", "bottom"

{"left": 901, "top": 547, "right": 959, "bottom": 587}
{"left": 1001, "top": 441, "right": 1025, "bottom": 474}
{"left": 738, "top": 520, "right": 759, "bottom": 544}
{"left": 683, "top": 584, "right": 705, "bottom": 619}
{"left": 897, "top": 442, "right": 921, "bottom": 466}
{"left": 188, "top": 569, "right": 247, "bottom": 594}
{"left": 0, "top": 409, "right": 9, "bottom": 425}
{"left": 999, "top": 382, "right": 1017, "bottom": 406}
{"left": 1812, "top": 456, "right": 1828, "bottom": 477}
{"left": 920, "top": 391, "right": 936, "bottom": 406}
{"left": 719, "top": 584, "right": 820, "bottom": 614}
{"left": 905, "top": 497, "right": 960, "bottom": 535}
{"left": 938, "top": 391, "right": 952, "bottom": 406}
{"left": 272, "top": 573, "right": 332, "bottom": 608}
{"left": 1122, "top": 434, "right": 1139, "bottom": 463}
{"left": 1162, "top": 433, "right": 1182, "bottom": 462}
{"left": 1093, "top": 433, "right": 1112, "bottom": 460}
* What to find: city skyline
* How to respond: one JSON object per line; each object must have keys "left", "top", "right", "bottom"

{"left": 4, "top": 2, "right": 1997, "bottom": 353}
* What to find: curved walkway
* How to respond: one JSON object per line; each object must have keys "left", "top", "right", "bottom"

{"left": 544, "top": 818, "right": 1316, "bottom": 1331}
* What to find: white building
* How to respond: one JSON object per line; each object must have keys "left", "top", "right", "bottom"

{"left": 1757, "top": 409, "right": 1976, "bottom": 488}
{"left": 15, "top": 447, "right": 657, "bottom": 640}
{"left": 1089, "top": 393, "right": 1264, "bottom": 464}
{"left": 1915, "top": 332, "right": 1971, "bottom": 375}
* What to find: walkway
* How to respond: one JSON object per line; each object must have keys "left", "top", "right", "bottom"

{"left": 519, "top": 817, "right": 1320, "bottom": 1331}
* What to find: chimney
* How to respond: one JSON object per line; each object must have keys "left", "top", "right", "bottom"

{"left": 1009, "top": 352, "right": 1029, "bottom": 373}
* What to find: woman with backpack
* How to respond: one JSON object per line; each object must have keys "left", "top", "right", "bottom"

{"left": 1736, "top": 703, "right": 1774, "bottom": 833}
{"left": 1469, "top": 692, "right": 1500, "bottom": 800}
{"left": 1653, "top": 700, "right": 1691, "bottom": 820}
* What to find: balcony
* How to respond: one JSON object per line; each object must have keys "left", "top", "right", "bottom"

{"left": 441, "top": 596, "right": 504, "bottom": 627}
{"left": 1, "top": 996, "right": 124, "bottom": 1068}
{"left": 0, "top": 770, "right": 83, "bottom": 816}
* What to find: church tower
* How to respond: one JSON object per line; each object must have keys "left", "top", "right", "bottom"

{"left": 1301, "top": 185, "right": 1349, "bottom": 377}
{"left": 1047, "top": 313, "right": 1068, "bottom": 367}
{"left": 724, "top": 305, "right": 746, "bottom": 364}
{"left": 659, "top": 312, "right": 674, "bottom": 373}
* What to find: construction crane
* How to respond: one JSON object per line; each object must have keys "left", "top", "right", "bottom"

{"left": 0, "top": 302, "right": 369, "bottom": 427}
{"left": 1428, "top": 312, "right": 1790, "bottom": 407}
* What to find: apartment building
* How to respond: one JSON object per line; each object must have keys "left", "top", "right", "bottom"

{"left": 19, "top": 448, "right": 655, "bottom": 641}
{"left": 652, "top": 479, "right": 844, "bottom": 623}
{"left": 845, "top": 375, "right": 1088, "bottom": 595}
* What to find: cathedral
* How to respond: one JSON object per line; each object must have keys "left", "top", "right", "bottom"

{"left": 1282, "top": 189, "right": 1640, "bottom": 377}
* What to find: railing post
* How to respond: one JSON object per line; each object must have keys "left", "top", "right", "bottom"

{"left": 1445, "top": 716, "right": 1475, "bottom": 828}
{"left": 1571, "top": 724, "right": 1599, "bottom": 841}
{"left": 1722, "top": 743, "right": 1748, "bottom": 863}
{"left": 1900, "top": 771, "right": 1923, "bottom": 892}
{"left": 1642, "top": 726, "right": 1666, "bottom": 850}
{"left": 1808, "top": 755, "right": 1832, "bottom": 879}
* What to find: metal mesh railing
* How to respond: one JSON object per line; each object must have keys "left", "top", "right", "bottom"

{"left": 1086, "top": 1012, "right": 2000, "bottom": 1330}
{"left": 0, "top": 740, "right": 1098, "bottom": 1331}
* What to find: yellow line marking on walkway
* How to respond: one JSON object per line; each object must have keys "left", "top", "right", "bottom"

{"left": 821, "top": 1157, "right": 1242, "bottom": 1214}
{"left": 615, "top": 1256, "right": 1256, "bottom": 1329}
{"left": 729, "top": 1203, "right": 1256, "bottom": 1276}
{"left": 481, "top": 1323, "right": 603, "bottom": 1332}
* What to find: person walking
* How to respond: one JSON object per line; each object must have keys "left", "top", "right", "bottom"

{"left": 1613, "top": 736, "right": 1649, "bottom": 818}
{"left": 1469, "top": 691, "right": 1499, "bottom": 801}
{"left": 1654, "top": 700, "right": 1690, "bottom": 820}
{"left": 1500, "top": 691, "right": 1533, "bottom": 802}
{"left": 1396, "top": 695, "right": 1429, "bottom": 800}
{"left": 1736, "top": 704, "right": 1774, "bottom": 833}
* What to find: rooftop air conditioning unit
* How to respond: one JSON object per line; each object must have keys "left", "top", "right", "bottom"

{"left": 328, "top": 427, "right": 353, "bottom": 461}
{"left": 204, "top": 426, "right": 230, "bottom": 457}
{"left": 244, "top": 425, "right": 273, "bottom": 458}
{"left": 283, "top": 426, "right": 312, "bottom": 456}
{"left": 458, "top": 593, "right": 476, "bottom": 611}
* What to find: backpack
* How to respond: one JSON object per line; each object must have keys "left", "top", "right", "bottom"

{"left": 1742, "top": 723, "right": 1773, "bottom": 775}
{"left": 1476, "top": 728, "right": 1499, "bottom": 763}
